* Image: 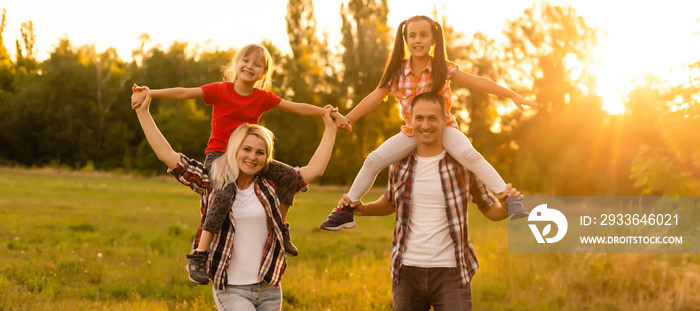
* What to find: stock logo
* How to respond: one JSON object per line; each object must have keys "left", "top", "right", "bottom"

{"left": 528, "top": 204, "right": 568, "bottom": 243}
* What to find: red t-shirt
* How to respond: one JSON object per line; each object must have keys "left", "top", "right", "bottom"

{"left": 201, "top": 82, "right": 281, "bottom": 153}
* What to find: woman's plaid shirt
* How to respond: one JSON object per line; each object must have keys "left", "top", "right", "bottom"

{"left": 386, "top": 151, "right": 498, "bottom": 287}
{"left": 167, "top": 154, "right": 307, "bottom": 290}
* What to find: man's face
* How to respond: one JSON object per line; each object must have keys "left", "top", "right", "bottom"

{"left": 411, "top": 99, "right": 444, "bottom": 147}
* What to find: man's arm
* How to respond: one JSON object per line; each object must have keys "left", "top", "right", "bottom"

{"left": 481, "top": 183, "right": 520, "bottom": 221}
{"left": 346, "top": 194, "right": 395, "bottom": 216}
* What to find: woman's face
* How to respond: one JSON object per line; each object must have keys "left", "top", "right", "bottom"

{"left": 236, "top": 134, "right": 268, "bottom": 178}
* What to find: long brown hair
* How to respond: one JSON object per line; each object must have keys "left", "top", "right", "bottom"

{"left": 377, "top": 15, "right": 448, "bottom": 92}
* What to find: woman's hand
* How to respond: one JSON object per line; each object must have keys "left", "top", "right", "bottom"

{"left": 131, "top": 84, "right": 150, "bottom": 109}
{"left": 323, "top": 105, "right": 341, "bottom": 130}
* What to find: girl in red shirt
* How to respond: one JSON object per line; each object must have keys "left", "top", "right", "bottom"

{"left": 132, "top": 43, "right": 349, "bottom": 285}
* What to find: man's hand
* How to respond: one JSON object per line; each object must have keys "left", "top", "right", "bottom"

{"left": 499, "top": 183, "right": 521, "bottom": 202}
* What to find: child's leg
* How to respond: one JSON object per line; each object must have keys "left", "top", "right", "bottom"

{"left": 347, "top": 133, "right": 418, "bottom": 202}
{"left": 442, "top": 127, "right": 528, "bottom": 219}
{"left": 262, "top": 160, "right": 298, "bottom": 209}
{"left": 442, "top": 126, "right": 506, "bottom": 193}
{"left": 262, "top": 161, "right": 299, "bottom": 256}
{"left": 199, "top": 151, "right": 235, "bottom": 251}
{"left": 200, "top": 183, "right": 237, "bottom": 250}
{"left": 184, "top": 151, "right": 233, "bottom": 285}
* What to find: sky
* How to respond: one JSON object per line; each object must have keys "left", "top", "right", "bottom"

{"left": 2, "top": 0, "right": 700, "bottom": 113}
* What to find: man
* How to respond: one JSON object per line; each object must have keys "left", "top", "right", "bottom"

{"left": 340, "top": 92, "right": 521, "bottom": 310}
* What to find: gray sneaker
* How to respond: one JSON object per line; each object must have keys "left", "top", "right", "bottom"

{"left": 507, "top": 196, "right": 529, "bottom": 220}
{"left": 320, "top": 205, "right": 356, "bottom": 231}
{"left": 185, "top": 250, "right": 209, "bottom": 285}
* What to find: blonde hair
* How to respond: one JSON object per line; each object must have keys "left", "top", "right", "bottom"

{"left": 222, "top": 44, "right": 274, "bottom": 91}
{"left": 210, "top": 124, "right": 276, "bottom": 190}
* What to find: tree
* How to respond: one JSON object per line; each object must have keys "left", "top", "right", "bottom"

{"left": 630, "top": 73, "right": 700, "bottom": 195}
{"left": 502, "top": 3, "right": 598, "bottom": 117}
{"left": 0, "top": 9, "right": 13, "bottom": 97}
{"left": 332, "top": 0, "right": 401, "bottom": 184}
{"left": 499, "top": 3, "right": 607, "bottom": 195}
{"left": 15, "top": 20, "right": 37, "bottom": 76}
{"left": 260, "top": 0, "right": 331, "bottom": 177}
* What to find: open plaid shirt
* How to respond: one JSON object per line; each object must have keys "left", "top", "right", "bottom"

{"left": 168, "top": 154, "right": 307, "bottom": 290}
{"left": 386, "top": 151, "right": 498, "bottom": 287}
{"left": 387, "top": 57, "right": 460, "bottom": 136}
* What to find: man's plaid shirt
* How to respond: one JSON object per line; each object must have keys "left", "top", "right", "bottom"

{"left": 168, "top": 154, "right": 307, "bottom": 290}
{"left": 386, "top": 150, "right": 498, "bottom": 287}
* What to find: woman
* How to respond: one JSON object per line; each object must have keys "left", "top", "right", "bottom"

{"left": 133, "top": 91, "right": 337, "bottom": 310}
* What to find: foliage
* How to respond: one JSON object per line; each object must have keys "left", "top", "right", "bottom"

{"left": 631, "top": 78, "right": 700, "bottom": 195}
{"left": 0, "top": 2, "right": 697, "bottom": 196}
{"left": 333, "top": 0, "right": 403, "bottom": 185}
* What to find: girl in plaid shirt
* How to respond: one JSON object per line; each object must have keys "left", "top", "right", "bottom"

{"left": 131, "top": 43, "right": 349, "bottom": 284}
{"left": 321, "top": 15, "right": 535, "bottom": 231}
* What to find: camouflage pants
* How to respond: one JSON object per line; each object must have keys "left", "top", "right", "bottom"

{"left": 202, "top": 151, "right": 297, "bottom": 233}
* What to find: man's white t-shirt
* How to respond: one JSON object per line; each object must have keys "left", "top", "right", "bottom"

{"left": 402, "top": 151, "right": 457, "bottom": 268}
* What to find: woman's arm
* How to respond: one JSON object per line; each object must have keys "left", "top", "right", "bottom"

{"left": 133, "top": 90, "right": 181, "bottom": 169}
{"left": 345, "top": 87, "right": 392, "bottom": 124}
{"left": 450, "top": 70, "right": 536, "bottom": 111}
{"left": 298, "top": 107, "right": 337, "bottom": 183}
{"left": 131, "top": 84, "right": 204, "bottom": 108}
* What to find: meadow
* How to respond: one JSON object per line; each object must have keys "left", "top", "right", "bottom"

{"left": 1, "top": 167, "right": 699, "bottom": 310}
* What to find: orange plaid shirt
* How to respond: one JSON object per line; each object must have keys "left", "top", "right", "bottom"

{"left": 386, "top": 57, "right": 460, "bottom": 136}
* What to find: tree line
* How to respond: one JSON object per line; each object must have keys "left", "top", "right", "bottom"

{"left": 0, "top": 1, "right": 697, "bottom": 196}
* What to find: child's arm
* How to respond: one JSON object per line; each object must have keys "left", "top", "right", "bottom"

{"left": 131, "top": 84, "right": 205, "bottom": 109}
{"left": 276, "top": 100, "right": 351, "bottom": 133}
{"left": 450, "top": 70, "right": 536, "bottom": 111}
{"left": 132, "top": 90, "right": 181, "bottom": 169}
{"left": 298, "top": 106, "right": 337, "bottom": 184}
{"left": 344, "top": 87, "right": 392, "bottom": 124}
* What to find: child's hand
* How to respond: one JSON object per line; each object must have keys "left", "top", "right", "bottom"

{"left": 512, "top": 96, "right": 537, "bottom": 111}
{"left": 131, "top": 83, "right": 149, "bottom": 109}
{"left": 330, "top": 110, "right": 352, "bottom": 134}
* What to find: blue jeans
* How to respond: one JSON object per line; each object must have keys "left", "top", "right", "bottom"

{"left": 212, "top": 282, "right": 282, "bottom": 311}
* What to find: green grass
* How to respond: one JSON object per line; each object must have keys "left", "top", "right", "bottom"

{"left": 1, "top": 167, "right": 699, "bottom": 310}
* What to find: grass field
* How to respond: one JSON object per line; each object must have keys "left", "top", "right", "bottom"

{"left": 1, "top": 167, "right": 699, "bottom": 310}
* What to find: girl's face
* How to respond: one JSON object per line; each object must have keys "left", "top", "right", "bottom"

{"left": 236, "top": 49, "right": 267, "bottom": 85}
{"left": 405, "top": 19, "right": 436, "bottom": 58}
{"left": 236, "top": 134, "right": 268, "bottom": 179}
